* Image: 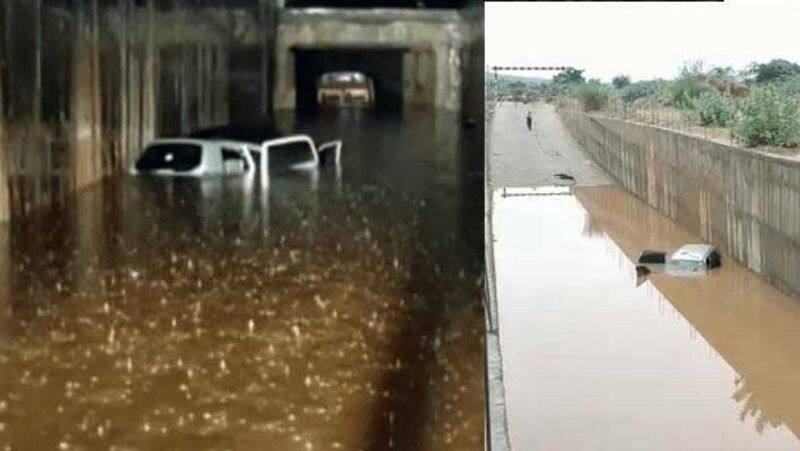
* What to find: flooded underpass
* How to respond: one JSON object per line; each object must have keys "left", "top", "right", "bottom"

{"left": 0, "top": 111, "right": 485, "bottom": 450}
{"left": 489, "top": 102, "right": 800, "bottom": 450}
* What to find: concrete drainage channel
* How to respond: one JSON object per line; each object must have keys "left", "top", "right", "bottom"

{"left": 486, "top": 181, "right": 576, "bottom": 450}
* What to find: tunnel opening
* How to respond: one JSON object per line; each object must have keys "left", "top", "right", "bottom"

{"left": 293, "top": 47, "right": 405, "bottom": 115}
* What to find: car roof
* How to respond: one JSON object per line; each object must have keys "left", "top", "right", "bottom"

{"left": 670, "top": 244, "right": 715, "bottom": 261}
{"left": 145, "top": 138, "right": 210, "bottom": 147}
{"left": 188, "top": 125, "right": 281, "bottom": 143}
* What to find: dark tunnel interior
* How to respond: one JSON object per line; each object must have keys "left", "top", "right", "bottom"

{"left": 293, "top": 48, "right": 406, "bottom": 114}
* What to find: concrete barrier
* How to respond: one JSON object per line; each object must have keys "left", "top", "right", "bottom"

{"left": 558, "top": 108, "right": 800, "bottom": 298}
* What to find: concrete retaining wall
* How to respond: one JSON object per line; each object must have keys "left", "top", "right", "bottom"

{"left": 0, "top": 1, "right": 232, "bottom": 217}
{"left": 559, "top": 108, "right": 800, "bottom": 298}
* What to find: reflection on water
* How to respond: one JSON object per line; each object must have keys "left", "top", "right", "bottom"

{"left": 494, "top": 186, "right": 800, "bottom": 451}
{"left": 0, "top": 111, "right": 485, "bottom": 450}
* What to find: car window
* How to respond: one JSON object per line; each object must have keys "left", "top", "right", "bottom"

{"left": 222, "top": 148, "right": 249, "bottom": 171}
{"left": 320, "top": 72, "right": 366, "bottom": 84}
{"left": 135, "top": 143, "right": 202, "bottom": 172}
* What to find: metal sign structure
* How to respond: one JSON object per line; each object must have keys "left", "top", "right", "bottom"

{"left": 490, "top": 66, "right": 570, "bottom": 73}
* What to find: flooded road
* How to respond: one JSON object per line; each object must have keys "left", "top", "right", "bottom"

{"left": 493, "top": 184, "right": 800, "bottom": 450}
{"left": 487, "top": 101, "right": 800, "bottom": 450}
{"left": 0, "top": 111, "right": 485, "bottom": 450}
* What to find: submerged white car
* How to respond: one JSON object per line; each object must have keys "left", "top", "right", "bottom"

{"left": 132, "top": 134, "right": 342, "bottom": 180}
{"left": 635, "top": 244, "right": 721, "bottom": 284}
{"left": 666, "top": 244, "right": 722, "bottom": 271}
{"left": 317, "top": 71, "right": 374, "bottom": 108}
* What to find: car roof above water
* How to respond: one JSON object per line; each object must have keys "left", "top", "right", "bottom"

{"left": 670, "top": 244, "right": 716, "bottom": 262}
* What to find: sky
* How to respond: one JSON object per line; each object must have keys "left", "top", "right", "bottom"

{"left": 486, "top": 0, "right": 800, "bottom": 83}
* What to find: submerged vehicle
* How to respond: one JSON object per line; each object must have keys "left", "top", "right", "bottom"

{"left": 316, "top": 71, "right": 374, "bottom": 108}
{"left": 132, "top": 132, "right": 342, "bottom": 181}
{"left": 667, "top": 244, "right": 722, "bottom": 270}
{"left": 635, "top": 244, "right": 721, "bottom": 284}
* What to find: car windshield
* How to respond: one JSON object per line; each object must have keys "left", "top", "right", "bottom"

{"left": 320, "top": 72, "right": 365, "bottom": 84}
{"left": 135, "top": 143, "right": 202, "bottom": 172}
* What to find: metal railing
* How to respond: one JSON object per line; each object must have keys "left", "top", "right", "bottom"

{"left": 558, "top": 97, "right": 744, "bottom": 148}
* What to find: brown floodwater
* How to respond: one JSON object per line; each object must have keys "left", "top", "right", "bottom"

{"left": 0, "top": 111, "right": 485, "bottom": 450}
{"left": 493, "top": 185, "right": 800, "bottom": 450}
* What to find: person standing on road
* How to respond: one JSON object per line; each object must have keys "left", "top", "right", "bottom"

{"left": 526, "top": 111, "right": 532, "bottom": 130}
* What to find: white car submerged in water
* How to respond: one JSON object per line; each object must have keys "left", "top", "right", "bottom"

{"left": 635, "top": 244, "right": 722, "bottom": 285}
{"left": 132, "top": 131, "right": 342, "bottom": 181}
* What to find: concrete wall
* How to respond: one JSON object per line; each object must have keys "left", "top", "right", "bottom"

{"left": 559, "top": 109, "right": 800, "bottom": 298}
{"left": 458, "top": 3, "right": 482, "bottom": 125}
{"left": 0, "top": 1, "right": 232, "bottom": 217}
{"left": 273, "top": 8, "right": 469, "bottom": 111}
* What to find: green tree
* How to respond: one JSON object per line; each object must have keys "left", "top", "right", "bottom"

{"left": 612, "top": 75, "right": 631, "bottom": 90}
{"left": 553, "top": 68, "right": 585, "bottom": 85}
{"left": 745, "top": 59, "right": 800, "bottom": 84}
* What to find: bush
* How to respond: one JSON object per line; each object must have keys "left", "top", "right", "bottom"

{"left": 571, "top": 83, "right": 613, "bottom": 112}
{"left": 776, "top": 74, "right": 800, "bottom": 98}
{"left": 688, "top": 91, "right": 735, "bottom": 127}
{"left": 672, "top": 74, "right": 711, "bottom": 108}
{"left": 734, "top": 86, "right": 800, "bottom": 147}
{"left": 619, "top": 80, "right": 669, "bottom": 103}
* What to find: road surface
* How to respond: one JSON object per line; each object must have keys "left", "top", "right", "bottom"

{"left": 487, "top": 101, "right": 612, "bottom": 189}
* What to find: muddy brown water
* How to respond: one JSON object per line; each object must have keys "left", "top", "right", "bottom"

{"left": 494, "top": 185, "right": 800, "bottom": 450}
{"left": 0, "top": 111, "right": 485, "bottom": 450}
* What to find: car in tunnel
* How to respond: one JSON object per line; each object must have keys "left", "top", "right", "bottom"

{"left": 132, "top": 130, "right": 342, "bottom": 179}
{"left": 316, "top": 71, "right": 375, "bottom": 108}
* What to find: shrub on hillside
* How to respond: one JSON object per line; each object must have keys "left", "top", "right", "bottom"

{"left": 619, "top": 80, "right": 669, "bottom": 103}
{"left": 776, "top": 74, "right": 800, "bottom": 99}
{"left": 672, "top": 74, "right": 711, "bottom": 108}
{"left": 688, "top": 91, "right": 736, "bottom": 127}
{"left": 571, "top": 83, "right": 614, "bottom": 112}
{"left": 734, "top": 86, "right": 800, "bottom": 147}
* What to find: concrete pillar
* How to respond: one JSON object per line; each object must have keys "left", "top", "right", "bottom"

{"left": 3, "top": 0, "right": 12, "bottom": 121}
{"left": 91, "top": 0, "right": 102, "bottom": 178}
{"left": 128, "top": 50, "right": 142, "bottom": 162}
{"left": 180, "top": 45, "right": 190, "bottom": 134}
{"left": 215, "top": 45, "right": 229, "bottom": 124}
{"left": 259, "top": 0, "right": 276, "bottom": 117}
{"left": 71, "top": 0, "right": 103, "bottom": 189}
{"left": 142, "top": 0, "right": 157, "bottom": 144}
{"left": 0, "top": 48, "right": 9, "bottom": 222}
{"left": 119, "top": 0, "right": 129, "bottom": 172}
{"left": 33, "top": 0, "right": 42, "bottom": 122}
